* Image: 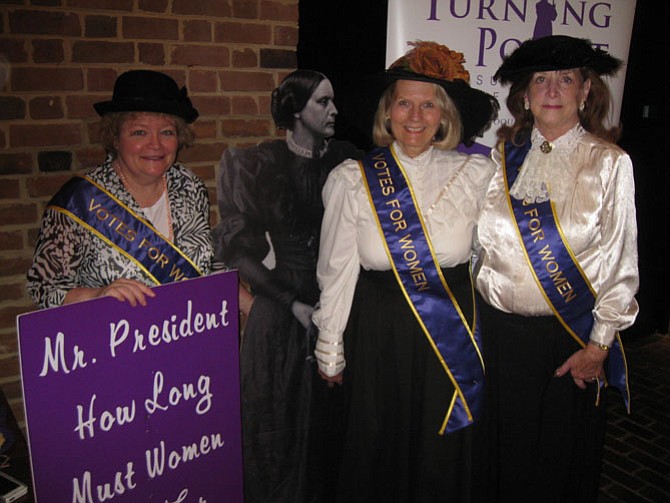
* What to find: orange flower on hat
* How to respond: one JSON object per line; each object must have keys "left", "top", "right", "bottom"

{"left": 390, "top": 40, "right": 471, "bottom": 83}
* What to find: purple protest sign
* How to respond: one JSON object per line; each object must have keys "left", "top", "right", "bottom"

{"left": 17, "top": 271, "right": 242, "bottom": 503}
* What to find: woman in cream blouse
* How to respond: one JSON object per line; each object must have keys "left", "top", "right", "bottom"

{"left": 474, "top": 35, "right": 639, "bottom": 503}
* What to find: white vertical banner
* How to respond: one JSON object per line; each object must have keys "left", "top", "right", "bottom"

{"left": 387, "top": 0, "right": 637, "bottom": 149}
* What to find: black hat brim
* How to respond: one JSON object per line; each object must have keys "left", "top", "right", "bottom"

{"left": 494, "top": 35, "right": 623, "bottom": 85}
{"left": 93, "top": 99, "right": 199, "bottom": 124}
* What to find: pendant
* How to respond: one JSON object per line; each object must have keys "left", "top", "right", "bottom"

{"left": 540, "top": 140, "right": 553, "bottom": 154}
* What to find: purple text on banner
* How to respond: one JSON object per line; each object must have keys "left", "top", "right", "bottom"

{"left": 17, "top": 271, "right": 242, "bottom": 503}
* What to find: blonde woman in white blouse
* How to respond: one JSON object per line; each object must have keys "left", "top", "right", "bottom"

{"left": 312, "top": 41, "right": 498, "bottom": 502}
{"left": 474, "top": 35, "right": 639, "bottom": 503}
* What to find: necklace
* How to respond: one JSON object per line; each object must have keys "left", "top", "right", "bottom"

{"left": 286, "top": 130, "right": 328, "bottom": 159}
{"left": 115, "top": 162, "right": 174, "bottom": 241}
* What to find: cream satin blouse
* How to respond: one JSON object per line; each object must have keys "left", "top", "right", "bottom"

{"left": 475, "top": 125, "right": 639, "bottom": 347}
{"left": 313, "top": 142, "right": 496, "bottom": 376}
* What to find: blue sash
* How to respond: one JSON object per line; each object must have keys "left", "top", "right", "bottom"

{"left": 360, "top": 146, "right": 485, "bottom": 434}
{"left": 48, "top": 175, "right": 202, "bottom": 285}
{"left": 502, "top": 141, "right": 630, "bottom": 410}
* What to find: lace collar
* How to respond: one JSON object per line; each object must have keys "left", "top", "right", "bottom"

{"left": 392, "top": 141, "right": 435, "bottom": 166}
{"left": 286, "top": 130, "right": 330, "bottom": 159}
{"left": 530, "top": 123, "right": 585, "bottom": 155}
{"left": 510, "top": 124, "right": 585, "bottom": 203}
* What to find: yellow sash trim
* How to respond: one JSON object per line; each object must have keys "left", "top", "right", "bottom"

{"left": 360, "top": 145, "right": 484, "bottom": 432}
{"left": 502, "top": 146, "right": 631, "bottom": 409}
{"left": 50, "top": 206, "right": 161, "bottom": 285}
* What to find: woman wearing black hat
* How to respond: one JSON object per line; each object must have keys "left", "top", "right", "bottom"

{"left": 27, "top": 70, "right": 212, "bottom": 308}
{"left": 312, "top": 41, "right": 498, "bottom": 501}
{"left": 213, "top": 69, "right": 361, "bottom": 503}
{"left": 474, "top": 35, "right": 639, "bottom": 502}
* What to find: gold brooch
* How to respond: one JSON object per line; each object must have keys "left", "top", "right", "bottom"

{"left": 540, "top": 140, "right": 553, "bottom": 154}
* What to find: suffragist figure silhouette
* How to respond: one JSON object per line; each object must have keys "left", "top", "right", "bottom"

{"left": 213, "top": 70, "right": 361, "bottom": 503}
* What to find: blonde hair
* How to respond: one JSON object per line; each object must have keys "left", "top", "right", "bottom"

{"left": 372, "top": 81, "right": 462, "bottom": 151}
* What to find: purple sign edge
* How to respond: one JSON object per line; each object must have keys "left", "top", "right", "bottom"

{"left": 16, "top": 271, "right": 243, "bottom": 503}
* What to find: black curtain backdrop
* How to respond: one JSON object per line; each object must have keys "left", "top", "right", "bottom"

{"left": 298, "top": 0, "right": 388, "bottom": 150}
{"left": 617, "top": 1, "right": 670, "bottom": 337}
{"left": 297, "top": 0, "right": 669, "bottom": 337}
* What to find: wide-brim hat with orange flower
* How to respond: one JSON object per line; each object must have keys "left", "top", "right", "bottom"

{"left": 379, "top": 41, "right": 499, "bottom": 146}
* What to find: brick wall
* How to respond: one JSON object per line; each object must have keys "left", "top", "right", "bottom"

{"left": 0, "top": 0, "right": 299, "bottom": 427}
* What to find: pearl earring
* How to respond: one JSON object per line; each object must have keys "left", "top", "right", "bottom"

{"left": 524, "top": 99, "right": 530, "bottom": 111}
{"left": 579, "top": 102, "right": 585, "bottom": 112}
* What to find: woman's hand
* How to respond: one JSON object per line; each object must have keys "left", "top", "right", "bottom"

{"left": 64, "top": 279, "right": 155, "bottom": 307}
{"left": 238, "top": 284, "right": 255, "bottom": 317}
{"left": 554, "top": 343, "right": 608, "bottom": 389}
{"left": 318, "top": 368, "right": 343, "bottom": 387}
{"left": 291, "top": 300, "right": 315, "bottom": 329}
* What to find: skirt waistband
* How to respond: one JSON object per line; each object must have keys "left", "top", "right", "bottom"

{"left": 360, "top": 262, "right": 471, "bottom": 291}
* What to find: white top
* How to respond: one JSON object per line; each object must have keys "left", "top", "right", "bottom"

{"left": 142, "top": 190, "right": 171, "bottom": 240}
{"left": 312, "top": 142, "right": 496, "bottom": 376}
{"left": 475, "top": 125, "right": 639, "bottom": 347}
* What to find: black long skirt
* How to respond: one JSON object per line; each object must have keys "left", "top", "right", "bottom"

{"left": 241, "top": 294, "right": 344, "bottom": 503}
{"left": 474, "top": 296, "right": 607, "bottom": 503}
{"left": 336, "top": 264, "right": 477, "bottom": 503}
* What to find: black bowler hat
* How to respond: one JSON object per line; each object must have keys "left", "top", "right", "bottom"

{"left": 94, "top": 70, "right": 199, "bottom": 123}
{"left": 377, "top": 41, "right": 499, "bottom": 146}
{"left": 494, "top": 35, "right": 623, "bottom": 85}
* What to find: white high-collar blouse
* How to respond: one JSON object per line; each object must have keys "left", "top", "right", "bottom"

{"left": 475, "top": 125, "right": 639, "bottom": 347}
{"left": 312, "top": 142, "right": 496, "bottom": 376}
